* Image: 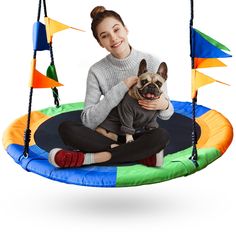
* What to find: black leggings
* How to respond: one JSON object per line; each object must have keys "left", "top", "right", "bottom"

{"left": 58, "top": 121, "right": 170, "bottom": 165}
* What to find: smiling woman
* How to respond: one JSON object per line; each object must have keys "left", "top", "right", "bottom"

{"left": 46, "top": 5, "right": 174, "bottom": 169}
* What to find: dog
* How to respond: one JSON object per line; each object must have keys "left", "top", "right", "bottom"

{"left": 96, "top": 59, "right": 168, "bottom": 143}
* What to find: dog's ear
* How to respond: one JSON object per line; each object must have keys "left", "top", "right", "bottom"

{"left": 157, "top": 62, "right": 168, "bottom": 80}
{"left": 138, "top": 59, "right": 147, "bottom": 76}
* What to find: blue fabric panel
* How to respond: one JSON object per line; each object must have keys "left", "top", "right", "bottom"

{"left": 171, "top": 100, "right": 210, "bottom": 119}
{"left": 191, "top": 28, "right": 231, "bottom": 58}
{"left": 33, "top": 22, "right": 49, "bottom": 51}
{"left": 6, "top": 144, "right": 117, "bottom": 187}
{"left": 47, "top": 166, "right": 117, "bottom": 187}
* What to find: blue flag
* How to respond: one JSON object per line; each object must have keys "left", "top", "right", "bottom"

{"left": 191, "top": 28, "right": 231, "bottom": 58}
{"left": 33, "top": 22, "right": 50, "bottom": 51}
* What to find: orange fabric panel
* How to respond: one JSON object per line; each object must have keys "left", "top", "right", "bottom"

{"left": 29, "top": 59, "right": 63, "bottom": 88}
{"left": 196, "top": 110, "right": 233, "bottom": 154}
{"left": 194, "top": 58, "right": 226, "bottom": 69}
{"left": 30, "top": 68, "right": 64, "bottom": 88}
{"left": 3, "top": 111, "right": 50, "bottom": 149}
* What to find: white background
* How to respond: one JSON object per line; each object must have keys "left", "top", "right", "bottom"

{"left": 0, "top": 0, "right": 235, "bottom": 235}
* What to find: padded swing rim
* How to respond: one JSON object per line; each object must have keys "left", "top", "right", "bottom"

{"left": 3, "top": 101, "right": 233, "bottom": 187}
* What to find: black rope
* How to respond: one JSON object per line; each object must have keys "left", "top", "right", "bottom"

{"left": 24, "top": 0, "right": 60, "bottom": 156}
{"left": 23, "top": 0, "right": 43, "bottom": 157}
{"left": 52, "top": 87, "right": 60, "bottom": 107}
{"left": 190, "top": 0, "right": 194, "bottom": 69}
{"left": 189, "top": 0, "right": 198, "bottom": 167}
{"left": 37, "top": 0, "right": 42, "bottom": 21}
{"left": 43, "top": 0, "right": 60, "bottom": 107}
{"left": 49, "top": 44, "right": 55, "bottom": 65}
{"left": 49, "top": 40, "right": 60, "bottom": 107}
{"left": 42, "top": 0, "right": 48, "bottom": 17}
{"left": 34, "top": 0, "right": 42, "bottom": 59}
{"left": 190, "top": 97, "right": 199, "bottom": 167}
{"left": 23, "top": 88, "right": 33, "bottom": 157}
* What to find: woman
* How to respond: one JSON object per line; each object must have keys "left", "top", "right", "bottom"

{"left": 48, "top": 6, "right": 174, "bottom": 168}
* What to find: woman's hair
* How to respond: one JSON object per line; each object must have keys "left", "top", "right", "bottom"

{"left": 90, "top": 6, "right": 125, "bottom": 42}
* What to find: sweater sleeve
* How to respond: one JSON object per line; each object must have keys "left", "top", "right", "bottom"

{"left": 81, "top": 69, "right": 128, "bottom": 129}
{"left": 156, "top": 82, "right": 174, "bottom": 120}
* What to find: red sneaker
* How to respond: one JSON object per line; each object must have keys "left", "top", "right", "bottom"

{"left": 138, "top": 150, "right": 164, "bottom": 167}
{"left": 48, "top": 148, "right": 85, "bottom": 168}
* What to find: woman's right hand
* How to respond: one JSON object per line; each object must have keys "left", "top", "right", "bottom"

{"left": 124, "top": 76, "right": 138, "bottom": 89}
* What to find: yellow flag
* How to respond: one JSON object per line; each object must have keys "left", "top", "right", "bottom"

{"left": 194, "top": 58, "right": 226, "bottom": 69}
{"left": 45, "top": 17, "right": 84, "bottom": 43}
{"left": 29, "top": 59, "right": 63, "bottom": 88}
{"left": 191, "top": 69, "right": 229, "bottom": 98}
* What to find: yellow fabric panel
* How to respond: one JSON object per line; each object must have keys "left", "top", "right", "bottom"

{"left": 191, "top": 69, "right": 230, "bottom": 98}
{"left": 196, "top": 110, "right": 233, "bottom": 154}
{"left": 3, "top": 111, "right": 50, "bottom": 149}
{"left": 44, "top": 17, "right": 85, "bottom": 43}
{"left": 45, "top": 17, "right": 70, "bottom": 43}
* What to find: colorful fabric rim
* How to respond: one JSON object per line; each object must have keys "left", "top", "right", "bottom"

{"left": 3, "top": 101, "right": 233, "bottom": 187}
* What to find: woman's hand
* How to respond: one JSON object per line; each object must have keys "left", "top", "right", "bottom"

{"left": 138, "top": 93, "right": 169, "bottom": 111}
{"left": 124, "top": 76, "right": 138, "bottom": 89}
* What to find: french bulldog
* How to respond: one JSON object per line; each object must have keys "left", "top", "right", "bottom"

{"left": 96, "top": 59, "right": 168, "bottom": 143}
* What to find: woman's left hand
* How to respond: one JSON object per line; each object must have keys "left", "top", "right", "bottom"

{"left": 138, "top": 93, "right": 169, "bottom": 111}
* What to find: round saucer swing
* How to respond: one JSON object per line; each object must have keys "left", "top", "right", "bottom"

{"left": 2, "top": 0, "right": 233, "bottom": 187}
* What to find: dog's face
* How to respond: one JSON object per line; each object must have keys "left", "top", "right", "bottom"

{"left": 135, "top": 59, "right": 168, "bottom": 100}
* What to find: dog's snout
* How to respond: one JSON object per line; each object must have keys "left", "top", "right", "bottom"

{"left": 147, "top": 84, "right": 158, "bottom": 92}
{"left": 149, "top": 84, "right": 156, "bottom": 89}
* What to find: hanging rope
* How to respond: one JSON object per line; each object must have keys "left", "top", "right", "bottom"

{"left": 24, "top": 0, "right": 61, "bottom": 156}
{"left": 42, "top": 0, "right": 60, "bottom": 107}
{"left": 189, "top": 0, "right": 199, "bottom": 167}
{"left": 23, "top": 0, "right": 42, "bottom": 157}
{"left": 190, "top": 0, "right": 194, "bottom": 69}
{"left": 23, "top": 87, "right": 33, "bottom": 157}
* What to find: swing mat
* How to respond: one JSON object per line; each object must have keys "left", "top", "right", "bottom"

{"left": 3, "top": 101, "right": 233, "bottom": 187}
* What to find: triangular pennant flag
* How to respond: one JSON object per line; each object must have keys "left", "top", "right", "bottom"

{"left": 33, "top": 22, "right": 49, "bottom": 51}
{"left": 194, "top": 28, "right": 230, "bottom": 52}
{"left": 191, "top": 28, "right": 232, "bottom": 58}
{"left": 47, "top": 64, "right": 59, "bottom": 82}
{"left": 44, "top": 17, "right": 84, "bottom": 43}
{"left": 29, "top": 59, "right": 63, "bottom": 88}
{"left": 194, "top": 58, "right": 226, "bottom": 69}
{"left": 191, "top": 69, "right": 229, "bottom": 98}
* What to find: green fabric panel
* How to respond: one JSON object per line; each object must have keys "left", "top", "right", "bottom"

{"left": 195, "top": 29, "right": 230, "bottom": 51}
{"left": 46, "top": 65, "right": 58, "bottom": 81}
{"left": 39, "top": 102, "right": 84, "bottom": 117}
{"left": 197, "top": 148, "right": 221, "bottom": 168}
{"left": 116, "top": 147, "right": 221, "bottom": 187}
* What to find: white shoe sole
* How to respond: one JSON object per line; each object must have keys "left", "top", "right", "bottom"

{"left": 155, "top": 150, "right": 164, "bottom": 167}
{"left": 48, "top": 148, "right": 62, "bottom": 168}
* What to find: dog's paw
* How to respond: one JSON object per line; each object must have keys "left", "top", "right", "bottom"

{"left": 126, "top": 139, "right": 134, "bottom": 143}
{"left": 110, "top": 144, "right": 119, "bottom": 148}
{"left": 126, "top": 134, "right": 134, "bottom": 143}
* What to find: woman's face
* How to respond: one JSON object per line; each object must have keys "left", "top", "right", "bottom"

{"left": 96, "top": 17, "right": 130, "bottom": 59}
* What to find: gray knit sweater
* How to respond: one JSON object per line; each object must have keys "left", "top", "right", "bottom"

{"left": 81, "top": 48, "right": 174, "bottom": 130}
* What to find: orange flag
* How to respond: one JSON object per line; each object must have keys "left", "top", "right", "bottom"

{"left": 29, "top": 59, "right": 63, "bottom": 88}
{"left": 191, "top": 69, "right": 229, "bottom": 98}
{"left": 44, "top": 17, "right": 84, "bottom": 42}
{"left": 194, "top": 58, "right": 226, "bottom": 69}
